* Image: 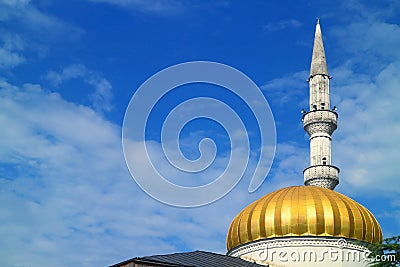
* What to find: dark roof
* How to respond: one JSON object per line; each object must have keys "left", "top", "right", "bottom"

{"left": 110, "top": 250, "right": 266, "bottom": 267}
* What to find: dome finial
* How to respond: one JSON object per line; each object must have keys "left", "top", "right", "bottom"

{"left": 316, "top": 17, "right": 320, "bottom": 25}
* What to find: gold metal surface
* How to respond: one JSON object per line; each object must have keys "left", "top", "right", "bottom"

{"left": 226, "top": 186, "right": 382, "bottom": 251}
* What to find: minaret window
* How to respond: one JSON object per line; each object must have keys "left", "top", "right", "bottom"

{"left": 322, "top": 157, "right": 327, "bottom": 165}
{"left": 321, "top": 103, "right": 325, "bottom": 109}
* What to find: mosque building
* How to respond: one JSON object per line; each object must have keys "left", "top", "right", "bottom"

{"left": 226, "top": 19, "right": 382, "bottom": 267}
{"left": 110, "top": 20, "right": 382, "bottom": 267}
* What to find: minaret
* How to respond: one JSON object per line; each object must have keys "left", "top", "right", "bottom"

{"left": 302, "top": 19, "right": 339, "bottom": 190}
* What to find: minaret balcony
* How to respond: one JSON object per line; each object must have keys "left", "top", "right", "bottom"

{"left": 303, "top": 165, "right": 339, "bottom": 188}
{"left": 302, "top": 110, "right": 338, "bottom": 135}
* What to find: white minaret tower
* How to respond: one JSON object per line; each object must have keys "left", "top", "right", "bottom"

{"left": 302, "top": 19, "right": 339, "bottom": 190}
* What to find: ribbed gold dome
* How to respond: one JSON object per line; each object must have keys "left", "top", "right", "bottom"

{"left": 227, "top": 186, "right": 382, "bottom": 251}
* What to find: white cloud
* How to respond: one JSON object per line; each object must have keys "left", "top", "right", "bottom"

{"left": 261, "top": 70, "right": 308, "bottom": 107}
{"left": 0, "top": 0, "right": 82, "bottom": 62}
{"left": 339, "top": 0, "right": 400, "bottom": 23}
{"left": 0, "top": 34, "right": 25, "bottom": 69}
{"left": 0, "top": 47, "right": 25, "bottom": 68}
{"left": 46, "top": 64, "right": 87, "bottom": 86}
{"left": 264, "top": 142, "right": 307, "bottom": 189}
{"left": 0, "top": 79, "right": 278, "bottom": 266}
{"left": 0, "top": 79, "right": 127, "bottom": 266}
{"left": 0, "top": 0, "right": 81, "bottom": 37}
{"left": 88, "top": 0, "right": 185, "bottom": 15}
{"left": 320, "top": 19, "right": 400, "bottom": 198}
{"left": 332, "top": 22, "right": 400, "bottom": 68}
{"left": 263, "top": 19, "right": 302, "bottom": 32}
{"left": 46, "top": 64, "right": 114, "bottom": 113}
{"left": 332, "top": 60, "right": 400, "bottom": 196}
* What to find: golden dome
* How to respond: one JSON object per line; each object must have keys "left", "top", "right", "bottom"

{"left": 227, "top": 186, "right": 382, "bottom": 251}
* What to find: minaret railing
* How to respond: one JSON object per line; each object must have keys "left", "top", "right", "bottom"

{"left": 302, "top": 110, "right": 338, "bottom": 135}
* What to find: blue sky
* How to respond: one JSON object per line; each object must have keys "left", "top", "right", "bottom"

{"left": 1, "top": 0, "right": 400, "bottom": 266}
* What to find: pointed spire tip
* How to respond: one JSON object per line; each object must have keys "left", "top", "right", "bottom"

{"left": 310, "top": 18, "right": 328, "bottom": 76}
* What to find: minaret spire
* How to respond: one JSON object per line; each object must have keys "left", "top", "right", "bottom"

{"left": 310, "top": 18, "right": 328, "bottom": 77}
{"left": 302, "top": 20, "right": 339, "bottom": 190}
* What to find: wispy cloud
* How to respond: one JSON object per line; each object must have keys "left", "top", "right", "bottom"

{"left": 0, "top": 79, "right": 124, "bottom": 266}
{"left": 46, "top": 64, "right": 113, "bottom": 113}
{"left": 263, "top": 19, "right": 302, "bottom": 32}
{"left": 0, "top": 0, "right": 81, "bottom": 37}
{"left": 0, "top": 80, "right": 183, "bottom": 265}
{"left": 88, "top": 0, "right": 185, "bottom": 15}
{"left": 318, "top": 18, "right": 400, "bottom": 198}
{"left": 0, "top": 78, "right": 277, "bottom": 266}
{"left": 339, "top": 0, "right": 400, "bottom": 22}
{"left": 332, "top": 61, "right": 400, "bottom": 196}
{"left": 0, "top": 47, "right": 25, "bottom": 69}
{"left": 332, "top": 22, "right": 400, "bottom": 69}
{"left": 0, "top": 0, "right": 82, "bottom": 61}
{"left": 262, "top": 142, "right": 307, "bottom": 189}
{"left": 0, "top": 34, "right": 25, "bottom": 69}
{"left": 261, "top": 70, "right": 308, "bottom": 106}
